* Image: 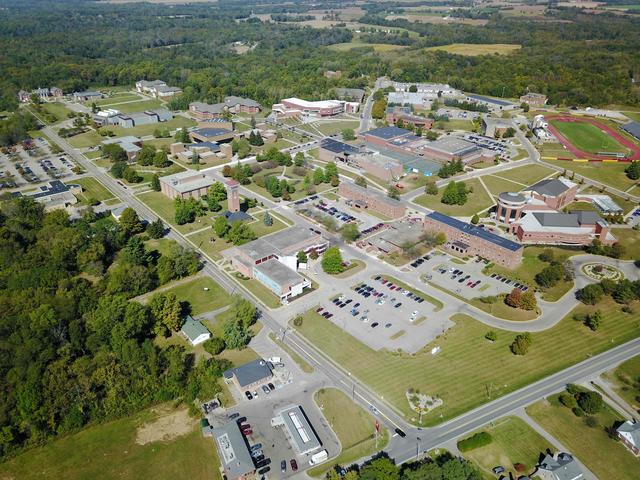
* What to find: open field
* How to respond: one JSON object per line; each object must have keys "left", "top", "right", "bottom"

{"left": 309, "top": 388, "right": 388, "bottom": 477}
{"left": 184, "top": 229, "right": 230, "bottom": 261}
{"left": 102, "top": 99, "right": 164, "bottom": 114}
{"left": 295, "top": 296, "right": 639, "bottom": 425}
{"left": 0, "top": 404, "right": 221, "bottom": 480}
{"left": 481, "top": 175, "right": 526, "bottom": 197}
{"left": 248, "top": 210, "right": 290, "bottom": 238}
{"left": 145, "top": 238, "right": 177, "bottom": 257}
{"left": 94, "top": 93, "right": 142, "bottom": 106}
{"left": 495, "top": 164, "right": 555, "bottom": 186}
{"left": 539, "top": 142, "right": 577, "bottom": 159}
{"left": 611, "top": 228, "right": 640, "bottom": 260}
{"left": 41, "top": 102, "right": 73, "bottom": 122}
{"left": 541, "top": 158, "right": 637, "bottom": 191}
{"left": 108, "top": 116, "right": 196, "bottom": 138}
{"left": 462, "top": 416, "right": 554, "bottom": 478}
{"left": 74, "top": 176, "right": 116, "bottom": 203}
{"left": 413, "top": 178, "right": 494, "bottom": 216}
{"left": 157, "top": 276, "right": 231, "bottom": 316}
{"left": 549, "top": 120, "right": 627, "bottom": 154}
{"left": 527, "top": 393, "right": 637, "bottom": 480}
{"left": 66, "top": 130, "right": 104, "bottom": 148}
{"left": 604, "top": 354, "right": 640, "bottom": 411}
{"left": 328, "top": 42, "right": 408, "bottom": 52}
{"left": 484, "top": 246, "right": 578, "bottom": 302}
{"left": 425, "top": 43, "right": 522, "bottom": 56}
{"left": 137, "top": 191, "right": 215, "bottom": 235}
{"left": 434, "top": 119, "right": 475, "bottom": 131}
{"left": 313, "top": 120, "right": 360, "bottom": 136}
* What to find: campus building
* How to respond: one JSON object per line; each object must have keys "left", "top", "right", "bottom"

{"left": 272, "top": 98, "right": 359, "bottom": 118}
{"left": 159, "top": 170, "right": 215, "bottom": 200}
{"left": 225, "top": 226, "right": 328, "bottom": 303}
{"left": 223, "top": 358, "right": 273, "bottom": 392}
{"left": 72, "top": 91, "right": 103, "bottom": 102}
{"left": 334, "top": 88, "right": 365, "bottom": 103}
{"left": 135, "top": 79, "right": 182, "bottom": 98}
{"left": 18, "top": 86, "right": 63, "bottom": 102}
{"left": 189, "top": 127, "right": 235, "bottom": 144}
{"left": 94, "top": 108, "right": 173, "bottom": 128}
{"left": 386, "top": 108, "right": 434, "bottom": 130}
{"left": 513, "top": 211, "right": 615, "bottom": 246}
{"left": 319, "top": 138, "right": 403, "bottom": 181}
{"left": 272, "top": 405, "right": 322, "bottom": 455}
{"left": 170, "top": 141, "right": 232, "bottom": 164}
{"left": 423, "top": 211, "right": 523, "bottom": 268}
{"left": 209, "top": 421, "right": 256, "bottom": 480}
{"left": 15, "top": 180, "right": 81, "bottom": 212}
{"left": 338, "top": 182, "right": 406, "bottom": 219}
{"left": 392, "top": 82, "right": 458, "bottom": 96}
{"left": 465, "top": 93, "right": 517, "bottom": 111}
{"left": 364, "top": 218, "right": 426, "bottom": 255}
{"left": 224, "top": 96, "right": 262, "bottom": 114}
{"left": 520, "top": 92, "right": 548, "bottom": 107}
{"left": 523, "top": 177, "right": 579, "bottom": 210}
{"left": 101, "top": 136, "right": 143, "bottom": 161}
{"left": 481, "top": 117, "right": 513, "bottom": 138}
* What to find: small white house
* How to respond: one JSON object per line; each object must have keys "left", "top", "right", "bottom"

{"left": 181, "top": 315, "right": 211, "bottom": 346}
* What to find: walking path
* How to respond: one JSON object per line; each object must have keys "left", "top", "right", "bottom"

{"left": 590, "top": 377, "right": 638, "bottom": 420}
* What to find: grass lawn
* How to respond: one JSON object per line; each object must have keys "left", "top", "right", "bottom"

{"left": 549, "top": 120, "right": 627, "bottom": 154}
{"left": 294, "top": 296, "right": 639, "bottom": 426}
{"left": 74, "top": 176, "right": 116, "bottom": 203}
{"left": 41, "top": 102, "right": 73, "bottom": 122}
{"left": 484, "top": 246, "right": 578, "bottom": 301}
{"left": 107, "top": 99, "right": 164, "bottom": 114}
{"left": 462, "top": 416, "right": 554, "bottom": 478}
{"left": 425, "top": 43, "right": 521, "bottom": 56}
{"left": 542, "top": 159, "right": 637, "bottom": 191}
{"left": 185, "top": 229, "right": 231, "bottom": 261}
{"left": 435, "top": 119, "right": 475, "bottom": 131}
{"left": 314, "top": 120, "right": 360, "bottom": 136}
{"left": 332, "top": 259, "right": 366, "bottom": 279}
{"left": 496, "top": 164, "right": 555, "bottom": 186}
{"left": 0, "top": 404, "right": 221, "bottom": 480}
{"left": 413, "top": 178, "right": 494, "bottom": 216}
{"left": 94, "top": 94, "right": 142, "bottom": 106}
{"left": 66, "top": 130, "right": 104, "bottom": 148}
{"left": 268, "top": 332, "right": 314, "bottom": 374}
{"left": 527, "top": 393, "right": 638, "bottom": 480}
{"left": 247, "top": 210, "right": 290, "bottom": 238}
{"left": 308, "top": 388, "right": 389, "bottom": 477}
{"left": 159, "top": 276, "right": 231, "bottom": 316}
{"left": 481, "top": 175, "right": 526, "bottom": 197}
{"left": 108, "top": 117, "right": 196, "bottom": 138}
{"left": 145, "top": 138, "right": 177, "bottom": 149}
{"left": 539, "top": 142, "right": 576, "bottom": 159}
{"left": 145, "top": 238, "right": 177, "bottom": 257}
{"left": 137, "top": 191, "right": 215, "bottom": 235}
{"left": 604, "top": 355, "right": 640, "bottom": 411}
{"left": 84, "top": 150, "right": 103, "bottom": 160}
{"left": 611, "top": 228, "right": 640, "bottom": 260}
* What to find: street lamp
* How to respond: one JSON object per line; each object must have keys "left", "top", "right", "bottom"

{"left": 416, "top": 435, "right": 421, "bottom": 460}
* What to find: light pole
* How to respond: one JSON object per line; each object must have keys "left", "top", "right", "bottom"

{"left": 416, "top": 435, "right": 421, "bottom": 460}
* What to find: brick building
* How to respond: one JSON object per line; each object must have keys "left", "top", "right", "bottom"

{"left": 272, "top": 98, "right": 359, "bottom": 118}
{"left": 338, "top": 182, "right": 406, "bottom": 219}
{"left": 319, "top": 138, "right": 403, "bottom": 182}
{"left": 513, "top": 211, "right": 615, "bottom": 246}
{"left": 159, "top": 170, "right": 215, "bottom": 200}
{"left": 423, "top": 211, "right": 523, "bottom": 268}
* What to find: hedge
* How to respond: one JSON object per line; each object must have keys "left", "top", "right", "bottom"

{"left": 457, "top": 431, "right": 493, "bottom": 452}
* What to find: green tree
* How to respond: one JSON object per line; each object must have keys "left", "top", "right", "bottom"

{"left": 470, "top": 214, "right": 480, "bottom": 225}
{"left": 355, "top": 176, "right": 367, "bottom": 188}
{"left": 149, "top": 292, "right": 182, "bottom": 335}
{"left": 294, "top": 152, "right": 305, "bottom": 167}
{"left": 213, "top": 216, "right": 230, "bottom": 238}
{"left": 624, "top": 161, "right": 640, "bottom": 180}
{"left": 119, "top": 207, "right": 143, "bottom": 236}
{"left": 297, "top": 250, "right": 308, "bottom": 264}
{"left": 321, "top": 246, "right": 344, "bottom": 274}
{"left": 340, "top": 223, "right": 360, "bottom": 242}
{"left": 388, "top": 186, "right": 400, "bottom": 200}
{"left": 441, "top": 181, "right": 468, "bottom": 205}
{"left": 313, "top": 167, "right": 325, "bottom": 185}
{"left": 585, "top": 309, "right": 602, "bottom": 331}
{"left": 510, "top": 332, "right": 532, "bottom": 355}
{"left": 203, "top": 337, "right": 226, "bottom": 355}
{"left": 577, "top": 390, "right": 603, "bottom": 414}
{"left": 226, "top": 221, "right": 256, "bottom": 245}
{"left": 577, "top": 283, "right": 604, "bottom": 305}
{"left": 359, "top": 457, "right": 400, "bottom": 480}
{"left": 425, "top": 181, "right": 438, "bottom": 195}
{"left": 263, "top": 210, "right": 273, "bottom": 226}
{"left": 110, "top": 161, "right": 126, "bottom": 178}
{"left": 151, "top": 174, "right": 161, "bottom": 192}
{"left": 341, "top": 128, "right": 356, "bottom": 141}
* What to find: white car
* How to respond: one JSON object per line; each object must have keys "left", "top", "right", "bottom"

{"left": 412, "top": 310, "right": 418, "bottom": 317}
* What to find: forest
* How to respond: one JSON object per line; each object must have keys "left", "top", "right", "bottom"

{"left": 0, "top": 0, "right": 639, "bottom": 112}
{"left": 0, "top": 198, "right": 237, "bottom": 458}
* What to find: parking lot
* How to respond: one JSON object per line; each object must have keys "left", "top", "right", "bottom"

{"left": 407, "top": 251, "right": 527, "bottom": 300}
{"left": 316, "top": 273, "right": 452, "bottom": 354}
{"left": 295, "top": 195, "right": 382, "bottom": 232}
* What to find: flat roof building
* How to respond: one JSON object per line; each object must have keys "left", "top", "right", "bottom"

{"left": 189, "top": 127, "right": 235, "bottom": 144}
{"left": 272, "top": 405, "right": 322, "bottom": 455}
{"left": 482, "top": 117, "right": 514, "bottom": 138}
{"left": 159, "top": 170, "right": 215, "bottom": 200}
{"left": 101, "top": 136, "right": 143, "bottom": 160}
{"left": 189, "top": 101, "right": 226, "bottom": 120}
{"left": 210, "top": 421, "right": 255, "bottom": 480}
{"left": 520, "top": 92, "right": 547, "bottom": 107}
{"left": 514, "top": 211, "right": 615, "bottom": 246}
{"left": 621, "top": 121, "right": 640, "bottom": 141}
{"left": 272, "top": 98, "right": 359, "bottom": 118}
{"left": 466, "top": 93, "right": 516, "bottom": 110}
{"left": 319, "top": 138, "right": 403, "bottom": 181}
{"left": 223, "top": 358, "right": 273, "bottom": 391}
{"left": 339, "top": 182, "right": 406, "bottom": 219}
{"left": 334, "top": 88, "right": 365, "bottom": 103}
{"left": 418, "top": 136, "right": 481, "bottom": 163}
{"left": 14, "top": 180, "right": 81, "bottom": 212}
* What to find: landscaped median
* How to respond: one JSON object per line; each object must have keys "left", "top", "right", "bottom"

{"left": 308, "top": 388, "right": 388, "bottom": 477}
{"left": 377, "top": 275, "right": 443, "bottom": 311}
{"left": 293, "top": 295, "right": 639, "bottom": 426}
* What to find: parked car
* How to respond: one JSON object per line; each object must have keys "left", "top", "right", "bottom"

{"left": 290, "top": 459, "right": 298, "bottom": 471}
{"left": 258, "top": 466, "right": 271, "bottom": 475}
{"left": 228, "top": 412, "right": 240, "bottom": 420}
{"left": 281, "top": 460, "right": 287, "bottom": 473}
{"left": 262, "top": 385, "right": 270, "bottom": 394}
{"left": 371, "top": 322, "right": 379, "bottom": 328}
{"left": 268, "top": 383, "right": 275, "bottom": 391}
{"left": 245, "top": 391, "right": 253, "bottom": 400}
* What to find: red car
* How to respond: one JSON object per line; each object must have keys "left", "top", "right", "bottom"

{"left": 242, "top": 429, "right": 253, "bottom": 436}
{"left": 290, "top": 459, "right": 298, "bottom": 471}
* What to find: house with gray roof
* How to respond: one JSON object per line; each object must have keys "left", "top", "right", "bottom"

{"left": 211, "top": 421, "right": 255, "bottom": 479}
{"left": 224, "top": 358, "right": 273, "bottom": 391}
{"left": 616, "top": 420, "right": 640, "bottom": 456}
{"left": 535, "top": 452, "right": 583, "bottom": 480}
{"left": 180, "top": 315, "right": 211, "bottom": 346}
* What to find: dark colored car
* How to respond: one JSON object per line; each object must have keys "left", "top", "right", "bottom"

{"left": 268, "top": 383, "right": 275, "bottom": 391}
{"left": 371, "top": 322, "right": 379, "bottom": 328}
{"left": 228, "top": 412, "right": 240, "bottom": 420}
{"left": 395, "top": 428, "right": 407, "bottom": 438}
{"left": 290, "top": 459, "right": 298, "bottom": 471}
{"left": 245, "top": 391, "right": 253, "bottom": 400}
{"left": 258, "top": 466, "right": 271, "bottom": 475}
{"left": 281, "top": 460, "right": 287, "bottom": 472}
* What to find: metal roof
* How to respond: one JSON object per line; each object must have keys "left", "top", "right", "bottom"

{"left": 467, "top": 94, "right": 514, "bottom": 107}
{"left": 277, "top": 405, "right": 322, "bottom": 454}
{"left": 180, "top": 315, "right": 210, "bottom": 342}
{"left": 212, "top": 421, "right": 255, "bottom": 478}
{"left": 529, "top": 178, "right": 574, "bottom": 197}
{"left": 621, "top": 121, "right": 640, "bottom": 139}
{"left": 254, "top": 258, "right": 304, "bottom": 288}
{"left": 192, "top": 127, "right": 232, "bottom": 137}
{"left": 363, "top": 126, "right": 413, "bottom": 140}
{"left": 224, "top": 358, "right": 272, "bottom": 388}
{"left": 427, "top": 211, "right": 523, "bottom": 252}
{"left": 320, "top": 137, "right": 362, "bottom": 155}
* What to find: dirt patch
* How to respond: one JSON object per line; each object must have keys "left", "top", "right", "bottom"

{"left": 135, "top": 408, "right": 195, "bottom": 445}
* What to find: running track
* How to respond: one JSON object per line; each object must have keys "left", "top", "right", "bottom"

{"left": 546, "top": 115, "right": 640, "bottom": 161}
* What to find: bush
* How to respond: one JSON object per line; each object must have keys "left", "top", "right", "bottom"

{"left": 203, "top": 337, "right": 226, "bottom": 355}
{"left": 572, "top": 406, "right": 586, "bottom": 417}
{"left": 577, "top": 391, "right": 603, "bottom": 414}
{"left": 559, "top": 393, "right": 577, "bottom": 409}
{"left": 585, "top": 416, "right": 599, "bottom": 428}
{"left": 293, "top": 316, "right": 303, "bottom": 327}
{"left": 484, "top": 331, "right": 497, "bottom": 341}
{"left": 576, "top": 283, "right": 604, "bottom": 305}
{"left": 457, "top": 431, "right": 493, "bottom": 452}
{"left": 510, "top": 332, "right": 532, "bottom": 355}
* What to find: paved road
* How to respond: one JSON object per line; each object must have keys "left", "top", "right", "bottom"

{"left": 359, "top": 77, "right": 385, "bottom": 133}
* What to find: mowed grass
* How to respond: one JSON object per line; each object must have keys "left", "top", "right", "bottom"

{"left": 107, "top": 99, "right": 164, "bottom": 114}
{"left": 481, "top": 175, "right": 526, "bottom": 197}
{"left": 137, "top": 191, "right": 215, "bottom": 235}
{"left": 41, "top": 102, "right": 73, "bottom": 122}
{"left": 295, "top": 296, "right": 639, "bottom": 426}
{"left": 611, "top": 228, "right": 640, "bottom": 261}
{"left": 74, "top": 176, "right": 115, "bottom": 203}
{"left": 413, "top": 178, "right": 494, "bottom": 216}
{"left": 314, "top": 120, "right": 360, "bottom": 136}
{"left": 527, "top": 393, "right": 638, "bottom": 480}
{"left": 426, "top": 43, "right": 521, "bottom": 56}
{"left": 0, "top": 405, "right": 221, "bottom": 480}
{"left": 495, "top": 164, "right": 555, "bottom": 185}
{"left": 484, "top": 246, "right": 579, "bottom": 301}
{"left": 462, "top": 416, "right": 554, "bottom": 477}
{"left": 309, "top": 388, "right": 388, "bottom": 477}
{"left": 160, "top": 276, "right": 232, "bottom": 315}
{"left": 604, "top": 354, "right": 640, "bottom": 411}
{"left": 66, "top": 129, "right": 104, "bottom": 148}
{"left": 541, "top": 158, "right": 637, "bottom": 191}
{"left": 549, "top": 120, "right": 627, "bottom": 154}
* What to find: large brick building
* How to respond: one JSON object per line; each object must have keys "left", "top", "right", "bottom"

{"left": 319, "top": 138, "right": 404, "bottom": 182}
{"left": 423, "top": 211, "right": 523, "bottom": 268}
{"left": 338, "top": 182, "right": 406, "bottom": 219}
{"left": 159, "top": 171, "right": 215, "bottom": 200}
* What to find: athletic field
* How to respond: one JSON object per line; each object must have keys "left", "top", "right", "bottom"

{"left": 549, "top": 120, "right": 625, "bottom": 154}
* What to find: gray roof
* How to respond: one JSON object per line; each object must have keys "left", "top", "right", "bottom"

{"left": 254, "top": 258, "right": 304, "bottom": 289}
{"left": 499, "top": 191, "right": 527, "bottom": 203}
{"left": 363, "top": 126, "right": 413, "bottom": 140}
{"left": 190, "top": 101, "right": 225, "bottom": 114}
{"left": 334, "top": 88, "right": 365, "bottom": 102}
{"left": 529, "top": 178, "right": 573, "bottom": 197}
{"left": 621, "top": 121, "right": 640, "bottom": 139}
{"left": 224, "top": 358, "right": 272, "bottom": 388}
{"left": 277, "top": 405, "right": 322, "bottom": 454}
{"left": 532, "top": 211, "right": 603, "bottom": 228}
{"left": 538, "top": 453, "right": 583, "bottom": 480}
{"left": 212, "top": 421, "right": 255, "bottom": 478}
{"left": 138, "top": 79, "right": 166, "bottom": 87}
{"left": 467, "top": 93, "right": 514, "bottom": 107}
{"left": 159, "top": 170, "right": 215, "bottom": 193}
{"left": 426, "top": 136, "right": 479, "bottom": 156}
{"left": 192, "top": 127, "right": 232, "bottom": 137}
{"left": 180, "top": 315, "right": 210, "bottom": 341}
{"left": 342, "top": 181, "right": 403, "bottom": 207}
{"left": 617, "top": 420, "right": 640, "bottom": 446}
{"left": 236, "top": 226, "right": 323, "bottom": 261}
{"left": 224, "top": 95, "right": 262, "bottom": 108}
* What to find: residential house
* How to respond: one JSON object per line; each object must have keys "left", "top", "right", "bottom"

{"left": 535, "top": 452, "right": 583, "bottom": 480}
{"left": 616, "top": 420, "right": 640, "bottom": 456}
{"left": 180, "top": 315, "right": 211, "bottom": 346}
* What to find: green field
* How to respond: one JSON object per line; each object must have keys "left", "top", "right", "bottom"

{"left": 462, "top": 416, "right": 554, "bottom": 478}
{"left": 41, "top": 102, "right": 73, "bottom": 122}
{"left": 295, "top": 296, "right": 639, "bottom": 425}
{"left": 611, "top": 228, "right": 640, "bottom": 261}
{"left": 484, "top": 246, "right": 578, "bottom": 301}
{"left": 481, "top": 175, "right": 526, "bottom": 197}
{"left": 106, "top": 99, "right": 164, "bottom": 114}
{"left": 137, "top": 191, "right": 215, "bottom": 235}
{"left": 66, "top": 130, "right": 104, "bottom": 148}
{"left": 247, "top": 210, "right": 290, "bottom": 237}
{"left": 541, "top": 158, "right": 637, "bottom": 191}
{"left": 74, "top": 176, "right": 116, "bottom": 203}
{"left": 425, "top": 43, "right": 522, "bottom": 56}
{"left": 413, "top": 178, "right": 494, "bottom": 216}
{"left": 0, "top": 405, "right": 221, "bottom": 480}
{"left": 234, "top": 275, "right": 281, "bottom": 309}
{"left": 157, "top": 276, "right": 231, "bottom": 316}
{"left": 94, "top": 93, "right": 143, "bottom": 107}
{"left": 314, "top": 120, "right": 360, "bottom": 136}
{"left": 309, "top": 388, "right": 388, "bottom": 477}
{"left": 527, "top": 393, "right": 638, "bottom": 480}
{"left": 549, "top": 120, "right": 627, "bottom": 154}
{"left": 145, "top": 238, "right": 178, "bottom": 257}
{"left": 434, "top": 119, "right": 475, "bottom": 131}
{"left": 604, "top": 355, "right": 640, "bottom": 411}
{"left": 495, "top": 164, "right": 555, "bottom": 186}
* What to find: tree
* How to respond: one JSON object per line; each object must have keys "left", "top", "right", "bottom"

{"left": 577, "top": 391, "right": 603, "bottom": 414}
{"left": 146, "top": 219, "right": 165, "bottom": 239}
{"left": 441, "top": 181, "right": 468, "bottom": 205}
{"left": 388, "top": 186, "right": 400, "bottom": 200}
{"left": 101, "top": 143, "right": 127, "bottom": 162}
{"left": 505, "top": 288, "right": 522, "bottom": 308}
{"left": 151, "top": 174, "right": 161, "bottom": 191}
{"left": 223, "top": 318, "right": 252, "bottom": 350}
{"left": 520, "top": 290, "right": 537, "bottom": 311}
{"left": 297, "top": 250, "right": 308, "bottom": 264}
{"left": 485, "top": 331, "right": 497, "bottom": 341}
{"left": 263, "top": 210, "right": 273, "bottom": 226}
{"left": 119, "top": 207, "right": 143, "bottom": 236}
{"left": 136, "top": 145, "right": 156, "bottom": 166}
{"left": 341, "top": 128, "right": 356, "bottom": 141}
{"left": 425, "top": 130, "right": 439, "bottom": 141}
{"left": 313, "top": 167, "right": 325, "bottom": 185}
{"left": 577, "top": 283, "right": 604, "bottom": 305}
{"left": 226, "top": 221, "right": 256, "bottom": 245}
{"left": 340, "top": 223, "right": 360, "bottom": 242}
{"left": 510, "top": 332, "right": 532, "bottom": 355}
{"left": 203, "top": 337, "right": 225, "bottom": 355}
{"left": 359, "top": 457, "right": 400, "bottom": 480}
{"left": 470, "top": 214, "right": 480, "bottom": 225}
{"left": 625, "top": 161, "right": 640, "bottom": 180}
{"left": 213, "top": 216, "right": 230, "bottom": 238}
{"left": 503, "top": 127, "right": 516, "bottom": 138}
{"left": 355, "top": 176, "right": 367, "bottom": 188}
{"left": 110, "top": 161, "right": 126, "bottom": 178}
{"left": 520, "top": 102, "right": 530, "bottom": 112}
{"left": 149, "top": 292, "right": 182, "bottom": 335}
{"left": 321, "top": 246, "right": 344, "bottom": 274}
{"left": 425, "top": 181, "right": 438, "bottom": 195}
{"left": 584, "top": 309, "right": 602, "bottom": 331}
{"left": 324, "top": 162, "right": 338, "bottom": 183}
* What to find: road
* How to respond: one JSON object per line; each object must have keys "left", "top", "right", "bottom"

{"left": 32, "top": 109, "right": 640, "bottom": 471}
{"left": 359, "top": 77, "right": 385, "bottom": 133}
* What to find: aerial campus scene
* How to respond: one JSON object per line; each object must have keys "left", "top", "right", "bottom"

{"left": 1, "top": 1, "right": 640, "bottom": 480}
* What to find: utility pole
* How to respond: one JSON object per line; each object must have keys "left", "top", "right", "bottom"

{"left": 416, "top": 435, "right": 421, "bottom": 460}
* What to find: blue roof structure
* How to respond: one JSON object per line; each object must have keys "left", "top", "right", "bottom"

{"left": 467, "top": 94, "right": 513, "bottom": 107}
{"left": 193, "top": 127, "right": 232, "bottom": 137}
{"left": 22, "top": 180, "right": 79, "bottom": 199}
{"left": 190, "top": 141, "right": 220, "bottom": 152}
{"left": 427, "top": 211, "right": 522, "bottom": 252}
{"left": 363, "top": 126, "right": 412, "bottom": 140}
{"left": 621, "top": 121, "right": 640, "bottom": 140}
{"left": 320, "top": 138, "right": 361, "bottom": 155}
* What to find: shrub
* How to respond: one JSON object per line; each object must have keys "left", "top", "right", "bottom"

{"left": 559, "top": 393, "right": 577, "bottom": 409}
{"left": 577, "top": 391, "right": 603, "bottom": 414}
{"left": 576, "top": 283, "right": 604, "bottom": 305}
{"left": 457, "top": 432, "right": 493, "bottom": 452}
{"left": 510, "top": 332, "right": 532, "bottom": 355}
{"left": 585, "top": 416, "right": 599, "bottom": 428}
{"left": 203, "top": 337, "right": 226, "bottom": 356}
{"left": 485, "top": 331, "right": 497, "bottom": 342}
{"left": 572, "top": 406, "right": 586, "bottom": 417}
{"left": 293, "top": 316, "right": 303, "bottom": 327}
